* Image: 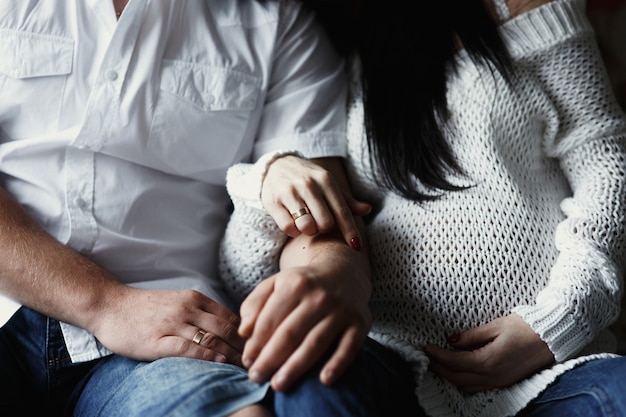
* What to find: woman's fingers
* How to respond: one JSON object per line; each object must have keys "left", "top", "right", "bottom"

{"left": 262, "top": 155, "right": 371, "bottom": 250}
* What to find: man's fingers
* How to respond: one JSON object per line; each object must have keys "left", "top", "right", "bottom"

{"left": 239, "top": 277, "right": 274, "bottom": 338}
{"left": 245, "top": 296, "right": 324, "bottom": 383}
{"left": 264, "top": 313, "right": 349, "bottom": 391}
{"left": 241, "top": 275, "right": 309, "bottom": 370}
{"left": 155, "top": 334, "right": 241, "bottom": 367}
{"left": 318, "top": 324, "right": 365, "bottom": 385}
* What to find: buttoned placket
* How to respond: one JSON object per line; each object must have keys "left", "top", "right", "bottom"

{"left": 65, "top": 0, "right": 147, "bottom": 254}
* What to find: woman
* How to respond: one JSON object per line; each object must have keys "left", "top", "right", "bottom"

{"left": 220, "top": 0, "right": 626, "bottom": 415}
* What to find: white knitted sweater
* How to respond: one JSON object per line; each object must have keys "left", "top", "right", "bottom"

{"left": 219, "top": 1, "right": 626, "bottom": 416}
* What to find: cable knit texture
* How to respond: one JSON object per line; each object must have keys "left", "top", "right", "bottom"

{"left": 220, "top": 0, "right": 626, "bottom": 415}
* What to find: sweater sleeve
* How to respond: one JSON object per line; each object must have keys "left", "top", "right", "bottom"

{"left": 505, "top": 0, "right": 626, "bottom": 361}
{"left": 218, "top": 155, "right": 292, "bottom": 307}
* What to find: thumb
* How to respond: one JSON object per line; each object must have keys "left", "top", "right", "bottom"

{"left": 238, "top": 277, "right": 273, "bottom": 337}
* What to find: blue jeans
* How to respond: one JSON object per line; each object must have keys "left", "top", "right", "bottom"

{"left": 0, "top": 307, "right": 422, "bottom": 417}
{"left": 519, "top": 356, "right": 626, "bottom": 417}
{"left": 273, "top": 344, "right": 626, "bottom": 417}
{"left": 272, "top": 336, "right": 425, "bottom": 417}
{"left": 0, "top": 307, "right": 268, "bottom": 417}
{"left": 3, "top": 306, "right": 625, "bottom": 417}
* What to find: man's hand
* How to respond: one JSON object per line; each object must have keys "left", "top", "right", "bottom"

{"left": 89, "top": 286, "right": 246, "bottom": 366}
{"left": 423, "top": 313, "right": 555, "bottom": 393}
{"left": 238, "top": 236, "right": 371, "bottom": 392}
{"left": 0, "top": 187, "right": 245, "bottom": 366}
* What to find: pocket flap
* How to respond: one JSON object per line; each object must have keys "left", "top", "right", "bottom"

{"left": 0, "top": 28, "right": 73, "bottom": 78}
{"left": 160, "top": 60, "right": 261, "bottom": 111}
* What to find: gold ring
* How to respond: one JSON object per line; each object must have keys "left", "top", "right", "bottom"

{"left": 291, "top": 207, "right": 311, "bottom": 221}
{"left": 192, "top": 329, "right": 207, "bottom": 345}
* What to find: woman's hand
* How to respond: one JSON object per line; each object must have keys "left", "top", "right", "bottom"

{"left": 422, "top": 313, "right": 555, "bottom": 393}
{"left": 261, "top": 155, "right": 371, "bottom": 250}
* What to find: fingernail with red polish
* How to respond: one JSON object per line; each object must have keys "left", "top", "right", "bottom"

{"left": 447, "top": 333, "right": 461, "bottom": 344}
{"left": 350, "top": 237, "right": 361, "bottom": 251}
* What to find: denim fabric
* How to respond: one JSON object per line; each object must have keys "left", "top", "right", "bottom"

{"left": 73, "top": 356, "right": 269, "bottom": 417}
{"left": 520, "top": 356, "right": 626, "bottom": 417}
{"left": 273, "top": 337, "right": 626, "bottom": 417}
{"left": 0, "top": 306, "right": 97, "bottom": 416}
{"left": 272, "top": 337, "right": 426, "bottom": 417}
{"left": 0, "top": 307, "right": 269, "bottom": 417}
{"left": 4, "top": 306, "right": 625, "bottom": 417}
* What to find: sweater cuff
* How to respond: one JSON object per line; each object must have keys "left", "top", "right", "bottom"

{"left": 513, "top": 302, "right": 584, "bottom": 362}
{"left": 499, "top": 0, "right": 592, "bottom": 59}
{"left": 226, "top": 150, "right": 304, "bottom": 210}
{"left": 512, "top": 275, "right": 617, "bottom": 362}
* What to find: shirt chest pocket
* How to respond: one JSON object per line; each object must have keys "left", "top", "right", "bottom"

{"left": 0, "top": 29, "right": 73, "bottom": 140}
{"left": 148, "top": 60, "right": 262, "bottom": 179}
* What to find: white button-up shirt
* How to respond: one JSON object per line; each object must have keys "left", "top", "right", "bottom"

{"left": 0, "top": 0, "right": 346, "bottom": 362}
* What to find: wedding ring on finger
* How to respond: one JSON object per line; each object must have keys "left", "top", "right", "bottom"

{"left": 192, "top": 329, "right": 207, "bottom": 345}
{"left": 291, "top": 207, "right": 311, "bottom": 222}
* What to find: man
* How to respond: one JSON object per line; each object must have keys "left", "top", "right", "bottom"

{"left": 0, "top": 1, "right": 370, "bottom": 415}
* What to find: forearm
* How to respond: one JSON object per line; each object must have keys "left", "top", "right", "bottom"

{"left": 0, "top": 187, "right": 127, "bottom": 332}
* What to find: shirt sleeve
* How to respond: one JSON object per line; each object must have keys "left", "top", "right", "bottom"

{"left": 251, "top": 1, "right": 348, "bottom": 160}
{"left": 219, "top": 3, "right": 350, "bottom": 306}
{"left": 508, "top": 0, "right": 626, "bottom": 361}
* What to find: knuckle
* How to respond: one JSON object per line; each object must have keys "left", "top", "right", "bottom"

{"left": 296, "top": 175, "right": 317, "bottom": 191}
{"left": 285, "top": 273, "right": 314, "bottom": 293}
{"left": 221, "top": 320, "right": 240, "bottom": 339}
{"left": 315, "top": 216, "right": 335, "bottom": 233}
{"left": 310, "top": 290, "right": 332, "bottom": 309}
{"left": 201, "top": 332, "right": 219, "bottom": 348}
{"left": 226, "top": 313, "right": 241, "bottom": 328}
{"left": 173, "top": 340, "right": 189, "bottom": 357}
{"left": 314, "top": 169, "right": 333, "bottom": 185}
{"left": 183, "top": 289, "right": 204, "bottom": 304}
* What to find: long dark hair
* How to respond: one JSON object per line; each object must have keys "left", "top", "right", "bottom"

{"left": 307, "top": 1, "right": 513, "bottom": 201}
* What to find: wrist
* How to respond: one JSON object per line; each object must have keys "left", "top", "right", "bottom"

{"left": 226, "top": 150, "right": 303, "bottom": 210}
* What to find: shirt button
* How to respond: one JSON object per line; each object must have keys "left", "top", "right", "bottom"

{"left": 74, "top": 197, "right": 87, "bottom": 209}
{"left": 106, "top": 70, "right": 119, "bottom": 81}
